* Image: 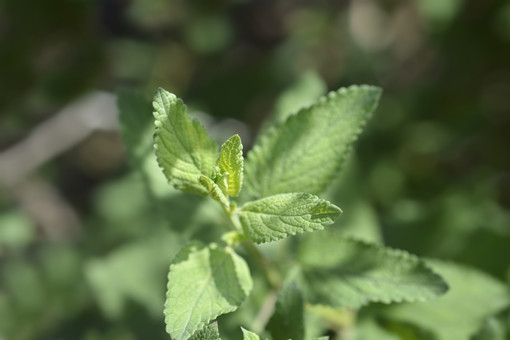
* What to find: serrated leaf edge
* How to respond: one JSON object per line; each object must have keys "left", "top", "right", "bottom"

{"left": 300, "top": 237, "right": 449, "bottom": 308}
{"left": 246, "top": 85, "right": 381, "bottom": 198}
{"left": 240, "top": 193, "right": 342, "bottom": 244}
{"left": 164, "top": 244, "right": 242, "bottom": 340}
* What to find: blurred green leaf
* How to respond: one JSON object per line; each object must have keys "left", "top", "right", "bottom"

{"left": 385, "top": 260, "right": 510, "bottom": 340}
{"left": 0, "top": 210, "right": 35, "bottom": 248}
{"left": 267, "top": 281, "right": 304, "bottom": 340}
{"left": 297, "top": 234, "right": 448, "bottom": 309}
{"left": 272, "top": 70, "right": 327, "bottom": 125}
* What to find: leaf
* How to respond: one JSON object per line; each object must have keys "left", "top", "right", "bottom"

{"left": 244, "top": 85, "right": 381, "bottom": 198}
{"left": 153, "top": 88, "right": 218, "bottom": 195}
{"left": 272, "top": 70, "right": 327, "bottom": 125}
{"left": 85, "top": 231, "right": 180, "bottom": 319}
{"left": 472, "top": 317, "right": 506, "bottom": 340}
{"left": 241, "top": 328, "right": 260, "bottom": 340}
{"left": 190, "top": 322, "right": 221, "bottom": 340}
{"left": 239, "top": 193, "right": 342, "bottom": 244}
{"left": 267, "top": 281, "right": 305, "bottom": 340}
{"left": 354, "top": 319, "right": 400, "bottom": 340}
{"left": 384, "top": 260, "right": 510, "bottom": 340}
{"left": 164, "top": 243, "right": 253, "bottom": 340}
{"left": 297, "top": 233, "right": 448, "bottom": 309}
{"left": 199, "top": 175, "right": 229, "bottom": 210}
{"left": 216, "top": 134, "right": 244, "bottom": 197}
{"left": 117, "top": 91, "right": 153, "bottom": 166}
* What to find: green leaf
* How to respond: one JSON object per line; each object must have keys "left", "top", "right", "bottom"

{"left": 118, "top": 91, "right": 153, "bottom": 166}
{"left": 385, "top": 260, "right": 510, "bottom": 340}
{"left": 472, "top": 317, "right": 506, "bottom": 340}
{"left": 241, "top": 328, "right": 260, "bottom": 340}
{"left": 190, "top": 322, "right": 221, "bottom": 340}
{"left": 216, "top": 134, "right": 244, "bottom": 197}
{"left": 239, "top": 193, "right": 342, "bottom": 244}
{"left": 272, "top": 70, "right": 327, "bottom": 125}
{"left": 297, "top": 234, "right": 448, "bottom": 309}
{"left": 244, "top": 85, "right": 381, "bottom": 198}
{"left": 164, "top": 243, "right": 253, "bottom": 340}
{"left": 153, "top": 88, "right": 218, "bottom": 195}
{"left": 199, "top": 175, "right": 229, "bottom": 210}
{"left": 354, "top": 319, "right": 400, "bottom": 340}
{"left": 267, "top": 281, "right": 305, "bottom": 340}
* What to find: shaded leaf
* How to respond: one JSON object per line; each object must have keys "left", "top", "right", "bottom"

{"left": 385, "top": 260, "right": 510, "bottom": 340}
{"left": 267, "top": 281, "right": 304, "bottom": 340}
{"left": 297, "top": 234, "right": 448, "bottom": 309}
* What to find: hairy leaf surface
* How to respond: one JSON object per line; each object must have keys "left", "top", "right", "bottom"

{"left": 153, "top": 88, "right": 218, "bottom": 195}
{"left": 216, "top": 134, "right": 243, "bottom": 197}
{"left": 297, "top": 233, "right": 448, "bottom": 309}
{"left": 267, "top": 281, "right": 305, "bottom": 340}
{"left": 239, "top": 193, "right": 341, "bottom": 244}
{"left": 189, "top": 322, "right": 221, "bottom": 340}
{"left": 164, "top": 243, "right": 252, "bottom": 340}
{"left": 245, "top": 85, "right": 381, "bottom": 198}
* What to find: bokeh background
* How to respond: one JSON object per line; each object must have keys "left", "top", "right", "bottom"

{"left": 1, "top": 0, "right": 509, "bottom": 339}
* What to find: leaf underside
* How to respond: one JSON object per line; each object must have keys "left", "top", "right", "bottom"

{"left": 244, "top": 85, "right": 382, "bottom": 198}
{"left": 153, "top": 88, "right": 218, "bottom": 195}
{"left": 239, "top": 193, "right": 342, "bottom": 244}
{"left": 164, "top": 243, "right": 252, "bottom": 340}
{"left": 297, "top": 234, "right": 448, "bottom": 309}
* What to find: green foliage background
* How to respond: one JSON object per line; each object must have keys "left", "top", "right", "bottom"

{"left": 0, "top": 0, "right": 509, "bottom": 339}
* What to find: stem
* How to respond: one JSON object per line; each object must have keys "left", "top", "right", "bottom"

{"left": 224, "top": 205, "right": 282, "bottom": 290}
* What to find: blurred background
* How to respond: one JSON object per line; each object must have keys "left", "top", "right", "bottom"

{"left": 0, "top": 0, "right": 509, "bottom": 339}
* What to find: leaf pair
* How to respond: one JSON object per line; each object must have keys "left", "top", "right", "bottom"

{"left": 153, "top": 89, "right": 243, "bottom": 197}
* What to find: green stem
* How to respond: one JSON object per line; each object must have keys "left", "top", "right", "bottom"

{"left": 224, "top": 205, "right": 282, "bottom": 290}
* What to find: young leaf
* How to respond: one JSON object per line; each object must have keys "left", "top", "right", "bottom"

{"left": 239, "top": 193, "right": 342, "bottom": 244}
{"left": 297, "top": 233, "right": 448, "bottom": 309}
{"left": 164, "top": 243, "right": 253, "bottom": 340}
{"left": 153, "top": 88, "right": 218, "bottom": 195}
{"left": 199, "top": 175, "right": 229, "bottom": 210}
{"left": 190, "top": 322, "right": 221, "bottom": 340}
{"left": 216, "top": 134, "right": 243, "bottom": 197}
{"left": 241, "top": 328, "right": 260, "bottom": 340}
{"left": 267, "top": 281, "right": 305, "bottom": 340}
{"left": 244, "top": 85, "right": 381, "bottom": 198}
{"left": 384, "top": 260, "right": 510, "bottom": 340}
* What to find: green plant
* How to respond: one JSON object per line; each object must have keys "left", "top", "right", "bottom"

{"left": 116, "top": 84, "right": 510, "bottom": 340}
{"left": 150, "top": 85, "right": 447, "bottom": 340}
